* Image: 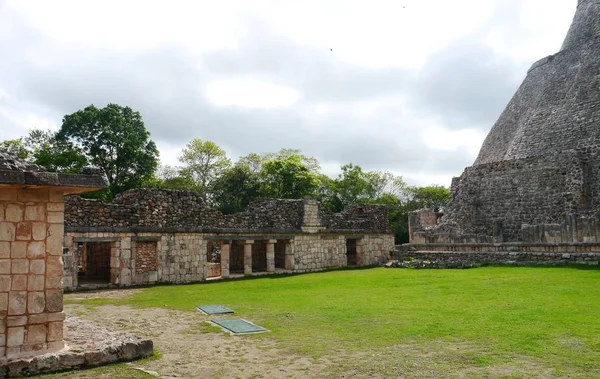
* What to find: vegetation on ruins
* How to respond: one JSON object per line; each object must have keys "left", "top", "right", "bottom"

{"left": 1, "top": 105, "right": 450, "bottom": 243}
{"left": 65, "top": 266, "right": 600, "bottom": 378}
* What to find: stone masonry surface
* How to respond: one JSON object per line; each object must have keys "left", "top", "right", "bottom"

{"left": 412, "top": 2, "right": 600, "bottom": 244}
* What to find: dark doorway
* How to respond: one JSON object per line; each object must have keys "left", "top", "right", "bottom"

{"left": 230, "top": 241, "right": 245, "bottom": 273}
{"left": 206, "top": 241, "right": 221, "bottom": 278}
{"left": 79, "top": 242, "right": 111, "bottom": 285}
{"left": 346, "top": 239, "right": 358, "bottom": 266}
{"left": 252, "top": 240, "right": 267, "bottom": 272}
{"left": 275, "top": 240, "right": 286, "bottom": 269}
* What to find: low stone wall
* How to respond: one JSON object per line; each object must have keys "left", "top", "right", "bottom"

{"left": 394, "top": 243, "right": 600, "bottom": 266}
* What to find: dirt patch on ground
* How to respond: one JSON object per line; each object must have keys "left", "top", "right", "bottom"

{"left": 66, "top": 303, "right": 332, "bottom": 379}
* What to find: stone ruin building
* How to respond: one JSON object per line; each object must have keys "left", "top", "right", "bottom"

{"left": 0, "top": 151, "right": 105, "bottom": 360}
{"left": 402, "top": 0, "right": 600, "bottom": 266}
{"left": 63, "top": 189, "right": 394, "bottom": 289}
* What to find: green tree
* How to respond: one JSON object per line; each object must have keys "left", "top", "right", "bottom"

{"left": 58, "top": 104, "right": 159, "bottom": 197}
{"left": 178, "top": 138, "right": 231, "bottom": 202}
{"left": 25, "top": 129, "right": 88, "bottom": 173}
{"left": 0, "top": 138, "right": 29, "bottom": 159}
{"left": 407, "top": 185, "right": 451, "bottom": 212}
{"left": 144, "top": 165, "right": 197, "bottom": 191}
{"left": 212, "top": 163, "right": 261, "bottom": 213}
{"left": 259, "top": 154, "right": 321, "bottom": 199}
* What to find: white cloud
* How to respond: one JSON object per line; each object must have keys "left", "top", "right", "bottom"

{"left": 205, "top": 78, "right": 300, "bottom": 109}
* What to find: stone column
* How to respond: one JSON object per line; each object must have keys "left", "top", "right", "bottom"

{"left": 356, "top": 239, "right": 365, "bottom": 266}
{"left": 266, "top": 240, "right": 276, "bottom": 273}
{"left": 220, "top": 241, "right": 230, "bottom": 278}
{"left": 284, "top": 240, "right": 295, "bottom": 271}
{"left": 243, "top": 240, "right": 254, "bottom": 276}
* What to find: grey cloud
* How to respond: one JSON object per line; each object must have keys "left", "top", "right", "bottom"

{"left": 0, "top": 2, "right": 541, "bottom": 184}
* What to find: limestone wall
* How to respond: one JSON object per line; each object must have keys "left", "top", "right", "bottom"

{"left": 63, "top": 231, "right": 395, "bottom": 289}
{"left": 418, "top": 149, "right": 600, "bottom": 242}
{"left": 0, "top": 188, "right": 66, "bottom": 358}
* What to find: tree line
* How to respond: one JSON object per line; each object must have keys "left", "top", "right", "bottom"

{"left": 1, "top": 103, "right": 450, "bottom": 243}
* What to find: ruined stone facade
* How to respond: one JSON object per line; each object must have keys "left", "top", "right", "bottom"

{"left": 410, "top": 1, "right": 600, "bottom": 250}
{"left": 0, "top": 151, "right": 105, "bottom": 360}
{"left": 63, "top": 189, "right": 394, "bottom": 289}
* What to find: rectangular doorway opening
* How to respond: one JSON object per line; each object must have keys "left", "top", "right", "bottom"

{"left": 275, "top": 240, "right": 286, "bottom": 269}
{"left": 346, "top": 239, "right": 358, "bottom": 266}
{"left": 78, "top": 241, "right": 111, "bottom": 285}
{"left": 206, "top": 241, "right": 221, "bottom": 278}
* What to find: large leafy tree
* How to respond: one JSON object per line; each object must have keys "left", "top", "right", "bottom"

{"left": 259, "top": 154, "right": 321, "bottom": 199}
{"left": 407, "top": 185, "right": 451, "bottom": 212}
{"left": 212, "top": 163, "right": 261, "bottom": 214}
{"left": 178, "top": 138, "right": 232, "bottom": 202}
{"left": 58, "top": 104, "right": 159, "bottom": 196}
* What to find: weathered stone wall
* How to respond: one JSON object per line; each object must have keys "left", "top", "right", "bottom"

{"left": 418, "top": 2, "right": 600, "bottom": 246}
{"left": 0, "top": 187, "right": 66, "bottom": 358}
{"left": 65, "top": 189, "right": 389, "bottom": 233}
{"left": 418, "top": 149, "right": 600, "bottom": 242}
{"left": 475, "top": 1, "right": 600, "bottom": 165}
{"left": 135, "top": 242, "right": 157, "bottom": 275}
{"left": 394, "top": 243, "right": 600, "bottom": 267}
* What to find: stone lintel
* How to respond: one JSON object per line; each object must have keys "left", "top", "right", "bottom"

{"left": 131, "top": 236, "right": 161, "bottom": 242}
{"left": 73, "top": 237, "right": 119, "bottom": 243}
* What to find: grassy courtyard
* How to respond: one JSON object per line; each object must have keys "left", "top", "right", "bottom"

{"left": 56, "top": 266, "right": 600, "bottom": 378}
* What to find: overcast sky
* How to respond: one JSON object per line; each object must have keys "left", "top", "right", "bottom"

{"left": 0, "top": 0, "right": 576, "bottom": 186}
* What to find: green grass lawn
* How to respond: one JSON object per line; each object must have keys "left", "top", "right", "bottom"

{"left": 68, "top": 266, "right": 600, "bottom": 376}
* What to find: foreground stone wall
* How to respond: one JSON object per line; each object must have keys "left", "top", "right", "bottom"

{"left": 0, "top": 188, "right": 66, "bottom": 358}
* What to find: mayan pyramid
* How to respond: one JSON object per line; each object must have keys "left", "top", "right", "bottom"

{"left": 425, "top": 0, "right": 600, "bottom": 242}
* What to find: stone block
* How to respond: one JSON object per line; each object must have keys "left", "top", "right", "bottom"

{"left": 29, "top": 313, "right": 48, "bottom": 324}
{"left": 28, "top": 274, "right": 45, "bottom": 291}
{"left": 32, "top": 222, "right": 47, "bottom": 241}
{"left": 48, "top": 190, "right": 64, "bottom": 202}
{"left": 46, "top": 289, "right": 63, "bottom": 312}
{"left": 18, "top": 189, "right": 49, "bottom": 202}
{"left": 7, "top": 316, "right": 27, "bottom": 327}
{"left": 0, "top": 222, "right": 16, "bottom": 241}
{"left": 46, "top": 276, "right": 62, "bottom": 290}
{"left": 6, "top": 326, "right": 24, "bottom": 347}
{"left": 15, "top": 222, "right": 32, "bottom": 240}
{"left": 0, "top": 274, "right": 10, "bottom": 291}
{"left": 25, "top": 204, "right": 46, "bottom": 222}
{"left": 47, "top": 211, "right": 64, "bottom": 224}
{"left": 11, "top": 275, "right": 27, "bottom": 291}
{"left": 48, "top": 340, "right": 64, "bottom": 351}
{"left": 47, "top": 321, "right": 63, "bottom": 342}
{"left": 8, "top": 291, "right": 27, "bottom": 315}
{"left": 47, "top": 202, "right": 64, "bottom": 212}
{"left": 0, "top": 292, "right": 8, "bottom": 311}
{"left": 0, "top": 334, "right": 5, "bottom": 347}
{"left": 5, "top": 204, "right": 23, "bottom": 222}
{"left": 0, "top": 189, "right": 17, "bottom": 201}
{"left": 0, "top": 259, "right": 10, "bottom": 274}
{"left": 11, "top": 241, "right": 27, "bottom": 258}
{"left": 47, "top": 312, "right": 65, "bottom": 322}
{"left": 26, "top": 324, "right": 47, "bottom": 344}
{"left": 148, "top": 271, "right": 157, "bottom": 282}
{"left": 11, "top": 259, "right": 28, "bottom": 274}
{"left": 27, "top": 241, "right": 46, "bottom": 259}
{"left": 28, "top": 292, "right": 45, "bottom": 314}
{"left": 46, "top": 224, "right": 63, "bottom": 256}
{"left": 46, "top": 256, "right": 63, "bottom": 277}
{"left": 30, "top": 259, "right": 46, "bottom": 274}
{"left": 0, "top": 241, "right": 9, "bottom": 258}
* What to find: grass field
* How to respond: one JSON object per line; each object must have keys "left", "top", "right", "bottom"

{"left": 61, "top": 266, "right": 600, "bottom": 378}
